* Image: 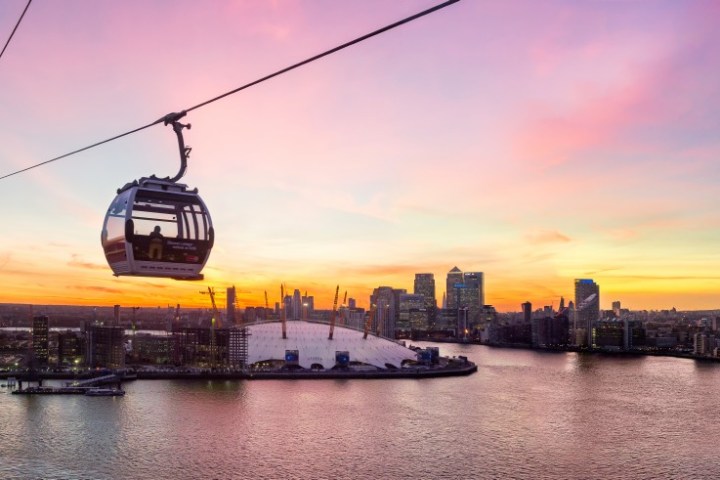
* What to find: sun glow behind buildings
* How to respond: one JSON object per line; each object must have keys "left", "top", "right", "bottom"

{"left": 1, "top": 1, "right": 720, "bottom": 311}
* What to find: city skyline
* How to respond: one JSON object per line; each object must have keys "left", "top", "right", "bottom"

{"left": 2, "top": 1, "right": 720, "bottom": 311}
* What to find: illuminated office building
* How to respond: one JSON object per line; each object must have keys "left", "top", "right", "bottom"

{"left": 574, "top": 279, "right": 600, "bottom": 347}
{"left": 85, "top": 324, "right": 125, "bottom": 369}
{"left": 32, "top": 315, "right": 49, "bottom": 366}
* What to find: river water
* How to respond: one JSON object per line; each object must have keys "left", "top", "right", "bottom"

{"left": 1, "top": 343, "right": 718, "bottom": 479}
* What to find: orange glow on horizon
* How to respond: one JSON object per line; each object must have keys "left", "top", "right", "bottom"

{"left": 1, "top": 2, "right": 719, "bottom": 313}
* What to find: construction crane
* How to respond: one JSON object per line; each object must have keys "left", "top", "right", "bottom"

{"left": 165, "top": 303, "right": 180, "bottom": 332}
{"left": 200, "top": 287, "right": 223, "bottom": 329}
{"left": 264, "top": 290, "right": 269, "bottom": 321}
{"left": 200, "top": 287, "right": 223, "bottom": 369}
{"left": 233, "top": 293, "right": 242, "bottom": 327}
{"left": 363, "top": 304, "right": 376, "bottom": 340}
{"left": 281, "top": 284, "right": 287, "bottom": 339}
{"left": 131, "top": 307, "right": 140, "bottom": 331}
{"left": 161, "top": 303, "right": 179, "bottom": 332}
{"left": 328, "top": 285, "right": 339, "bottom": 340}
{"left": 341, "top": 290, "right": 348, "bottom": 326}
{"left": 131, "top": 306, "right": 140, "bottom": 363}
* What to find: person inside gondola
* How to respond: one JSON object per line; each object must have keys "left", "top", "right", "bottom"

{"left": 148, "top": 225, "right": 164, "bottom": 260}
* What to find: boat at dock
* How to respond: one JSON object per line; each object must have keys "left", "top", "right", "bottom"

{"left": 12, "top": 386, "right": 88, "bottom": 395}
{"left": 84, "top": 388, "right": 125, "bottom": 396}
{"left": 11, "top": 385, "right": 126, "bottom": 396}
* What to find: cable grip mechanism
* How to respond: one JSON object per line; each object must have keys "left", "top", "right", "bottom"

{"left": 161, "top": 111, "right": 191, "bottom": 183}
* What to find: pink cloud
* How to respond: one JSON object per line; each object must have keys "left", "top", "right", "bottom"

{"left": 512, "top": 3, "right": 720, "bottom": 172}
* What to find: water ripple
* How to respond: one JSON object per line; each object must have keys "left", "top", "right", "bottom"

{"left": 2, "top": 346, "right": 720, "bottom": 479}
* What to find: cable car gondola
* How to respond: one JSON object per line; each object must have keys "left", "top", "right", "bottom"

{"left": 101, "top": 112, "right": 214, "bottom": 280}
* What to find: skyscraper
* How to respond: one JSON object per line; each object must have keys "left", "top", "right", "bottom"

{"left": 445, "top": 268, "right": 484, "bottom": 331}
{"left": 414, "top": 273, "right": 437, "bottom": 324}
{"left": 398, "top": 293, "right": 427, "bottom": 333}
{"left": 445, "top": 268, "right": 484, "bottom": 313}
{"left": 370, "top": 286, "right": 406, "bottom": 338}
{"left": 522, "top": 302, "right": 532, "bottom": 324}
{"left": 574, "top": 279, "right": 600, "bottom": 347}
{"left": 446, "top": 267, "right": 463, "bottom": 309}
{"left": 414, "top": 273, "right": 436, "bottom": 308}
{"left": 32, "top": 315, "right": 49, "bottom": 366}
{"left": 301, "top": 294, "right": 314, "bottom": 320}
{"left": 291, "top": 289, "right": 302, "bottom": 320}
{"left": 461, "top": 272, "right": 484, "bottom": 311}
{"left": 58, "top": 331, "right": 82, "bottom": 366}
{"left": 85, "top": 324, "right": 125, "bottom": 369}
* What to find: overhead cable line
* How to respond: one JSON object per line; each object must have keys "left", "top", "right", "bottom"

{"left": 0, "top": 0, "right": 459, "bottom": 181}
{"left": 182, "top": 0, "right": 460, "bottom": 115}
{"left": 0, "top": 0, "right": 32, "bottom": 62}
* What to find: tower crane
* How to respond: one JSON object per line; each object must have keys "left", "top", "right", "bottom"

{"left": 281, "top": 284, "right": 287, "bottom": 339}
{"left": 168, "top": 304, "right": 180, "bottom": 331}
{"left": 328, "top": 285, "right": 339, "bottom": 340}
{"left": 200, "top": 287, "right": 223, "bottom": 329}
{"left": 131, "top": 306, "right": 140, "bottom": 363}
{"left": 341, "top": 290, "right": 348, "bottom": 326}
{"left": 363, "top": 304, "right": 376, "bottom": 340}
{"left": 199, "top": 286, "right": 223, "bottom": 368}
{"left": 131, "top": 307, "right": 140, "bottom": 331}
{"left": 233, "top": 293, "right": 242, "bottom": 327}
{"left": 263, "top": 290, "right": 270, "bottom": 321}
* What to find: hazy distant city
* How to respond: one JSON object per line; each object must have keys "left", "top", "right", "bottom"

{"left": 2, "top": 266, "right": 719, "bottom": 372}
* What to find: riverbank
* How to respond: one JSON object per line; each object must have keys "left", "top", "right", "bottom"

{"left": 0, "top": 361, "right": 477, "bottom": 382}
{"left": 414, "top": 337, "right": 720, "bottom": 363}
{"left": 139, "top": 362, "right": 477, "bottom": 380}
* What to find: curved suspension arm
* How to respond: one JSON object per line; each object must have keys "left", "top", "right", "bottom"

{"left": 162, "top": 111, "right": 191, "bottom": 183}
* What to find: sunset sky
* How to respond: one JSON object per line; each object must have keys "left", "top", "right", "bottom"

{"left": 1, "top": 0, "right": 719, "bottom": 312}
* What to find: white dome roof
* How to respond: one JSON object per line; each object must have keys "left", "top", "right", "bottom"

{"left": 246, "top": 321, "right": 417, "bottom": 370}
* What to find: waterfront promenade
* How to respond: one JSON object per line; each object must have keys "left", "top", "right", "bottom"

{"left": 417, "top": 337, "right": 720, "bottom": 363}
{"left": 0, "top": 359, "right": 477, "bottom": 383}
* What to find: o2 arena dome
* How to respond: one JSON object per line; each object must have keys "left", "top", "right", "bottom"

{"left": 246, "top": 321, "right": 417, "bottom": 370}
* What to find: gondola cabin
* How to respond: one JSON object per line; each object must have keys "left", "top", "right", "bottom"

{"left": 101, "top": 176, "right": 214, "bottom": 280}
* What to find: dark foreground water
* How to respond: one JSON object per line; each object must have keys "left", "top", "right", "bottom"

{"left": 2, "top": 343, "right": 719, "bottom": 479}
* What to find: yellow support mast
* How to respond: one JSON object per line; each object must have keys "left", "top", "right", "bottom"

{"left": 281, "top": 284, "right": 287, "bottom": 339}
{"left": 328, "top": 285, "right": 339, "bottom": 340}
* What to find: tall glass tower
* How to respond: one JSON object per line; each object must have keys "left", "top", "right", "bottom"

{"left": 446, "top": 267, "right": 463, "bottom": 309}
{"left": 414, "top": 273, "right": 436, "bottom": 308}
{"left": 32, "top": 315, "right": 49, "bottom": 366}
{"left": 574, "top": 279, "right": 600, "bottom": 347}
{"left": 291, "top": 289, "right": 302, "bottom": 320}
{"left": 462, "top": 272, "right": 484, "bottom": 310}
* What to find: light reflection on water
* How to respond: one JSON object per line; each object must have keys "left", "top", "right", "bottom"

{"left": 2, "top": 344, "right": 720, "bottom": 479}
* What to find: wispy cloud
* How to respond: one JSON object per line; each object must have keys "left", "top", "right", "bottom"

{"left": 602, "top": 274, "right": 720, "bottom": 282}
{"left": 67, "top": 255, "right": 106, "bottom": 270}
{"left": 525, "top": 230, "right": 571, "bottom": 245}
{"left": 72, "top": 285, "right": 124, "bottom": 294}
